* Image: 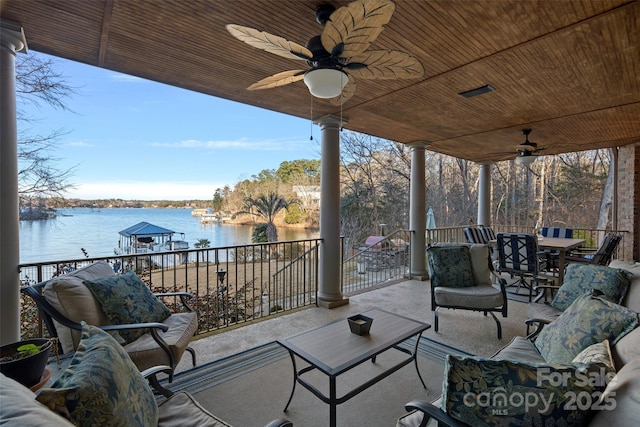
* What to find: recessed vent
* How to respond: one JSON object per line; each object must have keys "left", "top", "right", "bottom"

{"left": 458, "top": 84, "right": 495, "bottom": 99}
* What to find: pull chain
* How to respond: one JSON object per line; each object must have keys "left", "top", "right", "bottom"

{"left": 309, "top": 96, "right": 314, "bottom": 141}
{"left": 340, "top": 90, "right": 343, "bottom": 132}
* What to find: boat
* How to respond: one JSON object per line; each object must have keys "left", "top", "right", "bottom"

{"left": 191, "top": 208, "right": 211, "bottom": 217}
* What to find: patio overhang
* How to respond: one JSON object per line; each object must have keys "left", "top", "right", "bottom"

{"left": 1, "top": 0, "right": 638, "bottom": 161}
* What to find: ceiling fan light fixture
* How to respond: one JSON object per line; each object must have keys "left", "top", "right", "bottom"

{"left": 516, "top": 153, "right": 537, "bottom": 165}
{"left": 303, "top": 69, "right": 348, "bottom": 99}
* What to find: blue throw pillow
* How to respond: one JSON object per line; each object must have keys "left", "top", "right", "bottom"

{"left": 551, "top": 263, "right": 632, "bottom": 311}
{"left": 428, "top": 246, "right": 476, "bottom": 288}
{"left": 83, "top": 270, "right": 171, "bottom": 344}
{"left": 536, "top": 293, "right": 638, "bottom": 364}
{"left": 441, "top": 355, "right": 613, "bottom": 427}
{"left": 36, "top": 323, "right": 158, "bottom": 426}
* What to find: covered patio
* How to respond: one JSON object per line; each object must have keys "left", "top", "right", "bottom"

{"left": 1, "top": 1, "right": 639, "bottom": 346}
{"left": 167, "top": 277, "right": 531, "bottom": 426}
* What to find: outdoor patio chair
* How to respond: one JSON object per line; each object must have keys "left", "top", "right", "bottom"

{"left": 20, "top": 261, "right": 198, "bottom": 382}
{"left": 539, "top": 227, "right": 574, "bottom": 272}
{"left": 2, "top": 323, "right": 292, "bottom": 427}
{"left": 428, "top": 244, "right": 507, "bottom": 339}
{"left": 479, "top": 225, "right": 497, "bottom": 242}
{"left": 495, "top": 232, "right": 549, "bottom": 302}
{"left": 463, "top": 226, "right": 487, "bottom": 244}
{"left": 565, "top": 232, "right": 622, "bottom": 266}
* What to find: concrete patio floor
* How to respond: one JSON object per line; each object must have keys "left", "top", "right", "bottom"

{"left": 175, "top": 278, "right": 530, "bottom": 375}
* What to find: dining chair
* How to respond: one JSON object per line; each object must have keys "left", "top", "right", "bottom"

{"left": 479, "top": 225, "right": 497, "bottom": 243}
{"left": 565, "top": 233, "right": 622, "bottom": 266}
{"left": 495, "top": 232, "right": 548, "bottom": 302}
{"left": 540, "top": 227, "right": 574, "bottom": 273}
{"left": 463, "top": 227, "right": 487, "bottom": 244}
{"left": 541, "top": 227, "right": 573, "bottom": 238}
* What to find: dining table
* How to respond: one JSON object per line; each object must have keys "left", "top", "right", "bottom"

{"left": 536, "top": 236, "right": 586, "bottom": 282}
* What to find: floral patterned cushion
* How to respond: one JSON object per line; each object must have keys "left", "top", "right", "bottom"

{"left": 535, "top": 293, "right": 638, "bottom": 364}
{"left": 83, "top": 271, "right": 171, "bottom": 344}
{"left": 572, "top": 340, "right": 615, "bottom": 371}
{"left": 551, "top": 263, "right": 632, "bottom": 311}
{"left": 441, "top": 355, "right": 612, "bottom": 427}
{"left": 36, "top": 323, "right": 158, "bottom": 426}
{"left": 428, "top": 246, "right": 476, "bottom": 288}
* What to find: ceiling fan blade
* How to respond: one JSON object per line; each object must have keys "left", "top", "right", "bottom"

{"left": 247, "top": 70, "right": 306, "bottom": 90}
{"left": 346, "top": 50, "right": 424, "bottom": 79}
{"left": 226, "top": 24, "right": 312, "bottom": 61}
{"left": 516, "top": 142, "right": 538, "bottom": 152}
{"left": 321, "top": 0, "right": 395, "bottom": 59}
{"left": 327, "top": 76, "right": 356, "bottom": 105}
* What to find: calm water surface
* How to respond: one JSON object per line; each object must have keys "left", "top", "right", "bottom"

{"left": 19, "top": 208, "right": 318, "bottom": 264}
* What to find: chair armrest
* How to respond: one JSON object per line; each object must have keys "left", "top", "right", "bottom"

{"left": 100, "top": 321, "right": 169, "bottom": 333}
{"left": 532, "top": 284, "right": 560, "bottom": 303}
{"left": 141, "top": 365, "right": 174, "bottom": 398}
{"left": 524, "top": 318, "right": 549, "bottom": 339}
{"left": 404, "top": 400, "right": 468, "bottom": 427}
{"left": 155, "top": 292, "right": 195, "bottom": 312}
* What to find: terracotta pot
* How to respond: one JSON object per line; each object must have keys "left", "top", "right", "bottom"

{"left": 0, "top": 338, "right": 52, "bottom": 387}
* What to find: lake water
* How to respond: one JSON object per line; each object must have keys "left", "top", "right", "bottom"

{"left": 19, "top": 208, "right": 319, "bottom": 264}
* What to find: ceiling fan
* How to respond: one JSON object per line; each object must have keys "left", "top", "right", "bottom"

{"left": 515, "top": 129, "right": 544, "bottom": 165}
{"left": 226, "top": 0, "right": 424, "bottom": 104}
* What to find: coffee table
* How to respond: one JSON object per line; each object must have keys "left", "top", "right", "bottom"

{"left": 277, "top": 309, "right": 431, "bottom": 427}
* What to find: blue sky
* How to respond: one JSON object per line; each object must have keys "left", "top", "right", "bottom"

{"left": 21, "top": 52, "right": 319, "bottom": 200}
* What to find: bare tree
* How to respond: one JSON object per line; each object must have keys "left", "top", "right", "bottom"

{"left": 16, "top": 54, "right": 76, "bottom": 200}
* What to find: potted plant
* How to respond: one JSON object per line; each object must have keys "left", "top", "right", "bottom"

{"left": 0, "top": 338, "right": 54, "bottom": 388}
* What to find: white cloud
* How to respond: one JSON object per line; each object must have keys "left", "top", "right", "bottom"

{"left": 66, "top": 181, "right": 229, "bottom": 201}
{"left": 150, "top": 137, "right": 300, "bottom": 151}
{"left": 109, "top": 73, "right": 145, "bottom": 83}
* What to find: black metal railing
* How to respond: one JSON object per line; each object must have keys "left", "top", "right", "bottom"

{"left": 424, "top": 225, "right": 630, "bottom": 260}
{"left": 19, "top": 238, "right": 321, "bottom": 339}
{"left": 340, "top": 230, "right": 412, "bottom": 294}
{"left": 19, "top": 225, "right": 631, "bottom": 341}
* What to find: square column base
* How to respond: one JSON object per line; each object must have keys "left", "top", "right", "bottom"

{"left": 317, "top": 297, "right": 350, "bottom": 309}
{"left": 404, "top": 273, "right": 429, "bottom": 281}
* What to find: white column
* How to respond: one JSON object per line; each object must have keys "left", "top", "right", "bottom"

{"left": 0, "top": 20, "right": 27, "bottom": 345}
{"left": 408, "top": 142, "right": 429, "bottom": 280}
{"left": 316, "top": 115, "right": 348, "bottom": 308}
{"left": 477, "top": 162, "right": 492, "bottom": 226}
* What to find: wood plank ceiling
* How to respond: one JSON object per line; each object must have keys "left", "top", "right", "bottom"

{"left": 2, "top": 0, "right": 638, "bottom": 162}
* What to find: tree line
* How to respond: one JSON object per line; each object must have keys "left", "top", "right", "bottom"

{"left": 17, "top": 55, "right": 609, "bottom": 250}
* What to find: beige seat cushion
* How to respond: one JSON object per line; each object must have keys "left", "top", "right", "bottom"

{"left": 125, "top": 312, "right": 198, "bottom": 371}
{"left": 491, "top": 335, "right": 546, "bottom": 364}
{"left": 158, "top": 391, "right": 232, "bottom": 427}
{"left": 468, "top": 244, "right": 492, "bottom": 286}
{"left": 434, "top": 284, "right": 503, "bottom": 309}
{"left": 43, "top": 261, "right": 117, "bottom": 353}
